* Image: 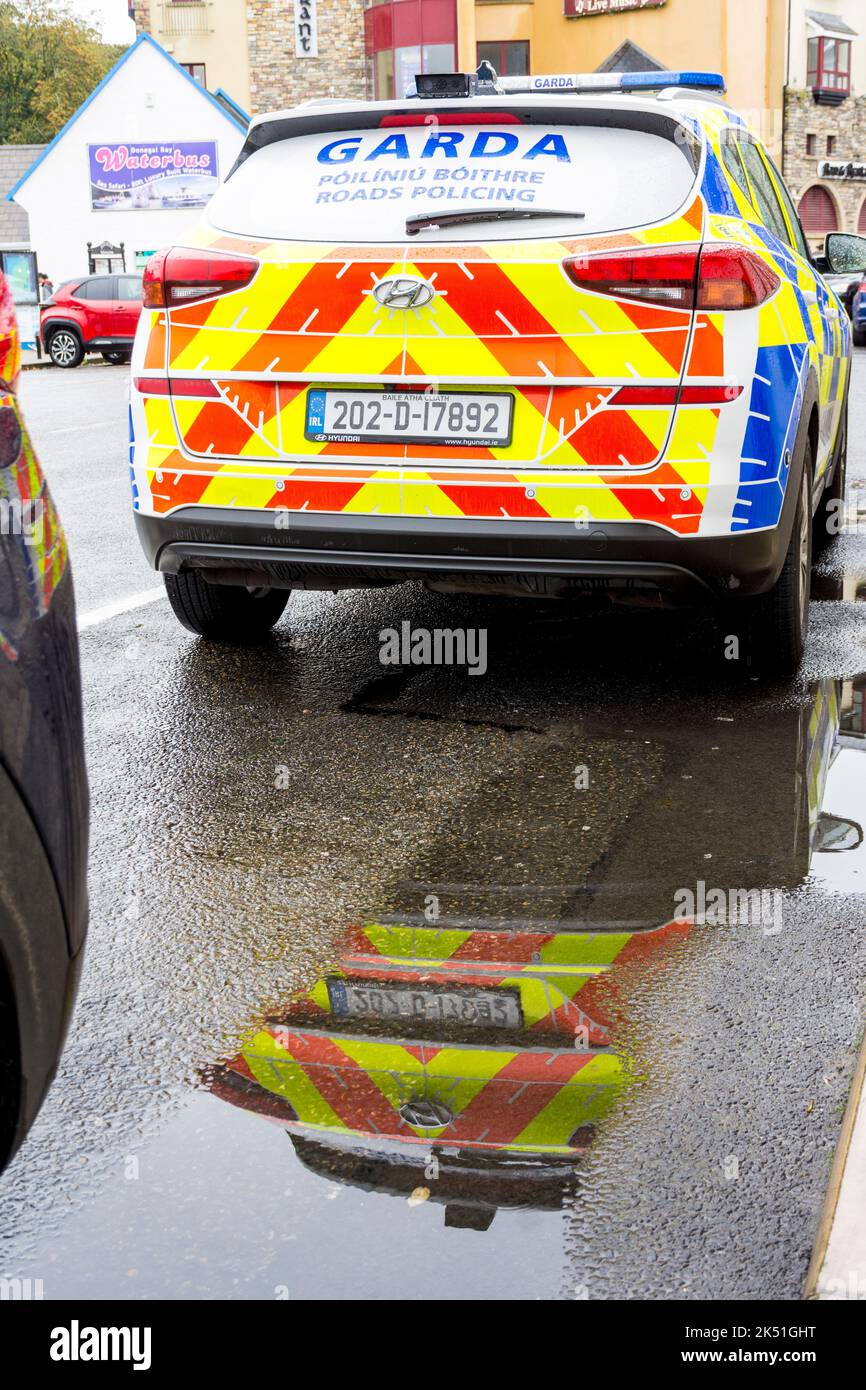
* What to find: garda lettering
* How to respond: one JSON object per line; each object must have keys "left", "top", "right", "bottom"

{"left": 317, "top": 131, "right": 571, "bottom": 165}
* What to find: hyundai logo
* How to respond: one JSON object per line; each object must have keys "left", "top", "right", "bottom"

{"left": 399, "top": 1098, "right": 453, "bottom": 1130}
{"left": 371, "top": 275, "right": 436, "bottom": 311}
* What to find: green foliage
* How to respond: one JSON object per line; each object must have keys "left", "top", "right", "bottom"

{"left": 0, "top": 1, "right": 125, "bottom": 144}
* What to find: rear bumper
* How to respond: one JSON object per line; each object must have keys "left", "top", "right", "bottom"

{"left": 135, "top": 506, "right": 790, "bottom": 600}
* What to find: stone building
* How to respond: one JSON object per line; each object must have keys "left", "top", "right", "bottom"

{"left": 782, "top": 5, "right": 866, "bottom": 250}
{"left": 130, "top": 1, "right": 365, "bottom": 114}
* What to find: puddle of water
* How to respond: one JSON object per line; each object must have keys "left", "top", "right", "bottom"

{"left": 197, "top": 677, "right": 866, "bottom": 1254}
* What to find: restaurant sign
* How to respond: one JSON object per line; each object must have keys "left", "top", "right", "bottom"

{"left": 564, "top": 0, "right": 667, "bottom": 17}
{"left": 819, "top": 160, "right": 866, "bottom": 181}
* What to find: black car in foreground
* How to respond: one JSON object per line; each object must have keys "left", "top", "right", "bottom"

{"left": 0, "top": 271, "right": 89, "bottom": 1172}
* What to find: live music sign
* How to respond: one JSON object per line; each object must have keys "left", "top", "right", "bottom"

{"left": 564, "top": 0, "right": 667, "bottom": 17}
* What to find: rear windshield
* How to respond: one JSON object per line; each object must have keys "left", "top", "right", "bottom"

{"left": 208, "top": 121, "right": 698, "bottom": 243}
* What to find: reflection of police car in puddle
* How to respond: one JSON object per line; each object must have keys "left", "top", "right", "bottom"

{"left": 206, "top": 678, "right": 865, "bottom": 1227}
{"left": 208, "top": 918, "right": 683, "bottom": 1225}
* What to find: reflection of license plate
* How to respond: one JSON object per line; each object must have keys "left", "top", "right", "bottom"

{"left": 327, "top": 978, "right": 522, "bottom": 1029}
{"left": 305, "top": 389, "right": 513, "bottom": 447}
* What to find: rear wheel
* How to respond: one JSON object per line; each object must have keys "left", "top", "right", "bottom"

{"left": 163, "top": 571, "right": 290, "bottom": 641}
{"left": 741, "top": 449, "right": 812, "bottom": 677}
{"left": 47, "top": 329, "right": 83, "bottom": 368}
{"left": 853, "top": 328, "right": 866, "bottom": 347}
{"left": 102, "top": 350, "right": 130, "bottom": 365}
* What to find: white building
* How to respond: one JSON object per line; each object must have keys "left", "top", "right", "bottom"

{"left": 7, "top": 33, "right": 247, "bottom": 285}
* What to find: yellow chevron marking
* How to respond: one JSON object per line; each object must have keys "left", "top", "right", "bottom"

{"left": 513, "top": 1053, "right": 624, "bottom": 1146}
{"left": 244, "top": 1029, "right": 345, "bottom": 1127}
{"left": 664, "top": 407, "right": 718, "bottom": 478}
{"left": 501, "top": 263, "right": 685, "bottom": 380}
{"left": 400, "top": 476, "right": 465, "bottom": 518}
{"left": 532, "top": 482, "right": 633, "bottom": 522}
{"left": 198, "top": 470, "right": 277, "bottom": 508}
{"left": 341, "top": 477, "right": 403, "bottom": 514}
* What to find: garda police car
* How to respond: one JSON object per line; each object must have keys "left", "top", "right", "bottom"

{"left": 129, "top": 67, "right": 863, "bottom": 673}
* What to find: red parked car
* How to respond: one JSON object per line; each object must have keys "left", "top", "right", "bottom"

{"left": 40, "top": 272, "right": 143, "bottom": 368}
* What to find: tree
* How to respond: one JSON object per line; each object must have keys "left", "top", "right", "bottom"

{"left": 0, "top": 1, "right": 125, "bottom": 144}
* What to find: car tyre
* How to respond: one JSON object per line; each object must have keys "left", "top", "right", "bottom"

{"left": 47, "top": 329, "right": 83, "bottom": 368}
{"left": 853, "top": 328, "right": 866, "bottom": 347}
{"left": 103, "top": 350, "right": 131, "bottom": 365}
{"left": 163, "top": 571, "right": 290, "bottom": 641}
{"left": 742, "top": 445, "right": 813, "bottom": 677}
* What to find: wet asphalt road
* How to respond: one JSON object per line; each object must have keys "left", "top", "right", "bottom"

{"left": 2, "top": 360, "right": 866, "bottom": 1300}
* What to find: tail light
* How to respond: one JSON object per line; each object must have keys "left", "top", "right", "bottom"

{"left": 133, "top": 377, "right": 220, "bottom": 397}
{"left": 612, "top": 384, "right": 744, "bottom": 405}
{"left": 563, "top": 248, "right": 699, "bottom": 309}
{"left": 697, "top": 246, "right": 780, "bottom": 309}
{"left": 562, "top": 245, "right": 779, "bottom": 311}
{"left": 142, "top": 247, "right": 259, "bottom": 308}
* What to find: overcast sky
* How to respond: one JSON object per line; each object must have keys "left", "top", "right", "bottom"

{"left": 65, "top": 0, "right": 136, "bottom": 45}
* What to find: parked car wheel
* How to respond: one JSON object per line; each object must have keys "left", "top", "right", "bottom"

{"left": 102, "top": 350, "right": 130, "bottom": 365}
{"left": 744, "top": 447, "right": 813, "bottom": 677}
{"left": 47, "top": 329, "right": 83, "bottom": 368}
{"left": 853, "top": 328, "right": 866, "bottom": 347}
{"left": 163, "top": 571, "right": 290, "bottom": 641}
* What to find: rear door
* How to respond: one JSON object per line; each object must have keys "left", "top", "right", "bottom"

{"left": 114, "top": 274, "right": 143, "bottom": 336}
{"left": 158, "top": 104, "right": 707, "bottom": 524}
{"left": 728, "top": 132, "right": 847, "bottom": 479}
{"left": 74, "top": 275, "right": 117, "bottom": 341}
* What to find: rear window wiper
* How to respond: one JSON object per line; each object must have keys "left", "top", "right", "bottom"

{"left": 405, "top": 207, "right": 586, "bottom": 236}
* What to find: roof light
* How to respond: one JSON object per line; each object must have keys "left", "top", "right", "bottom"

{"left": 499, "top": 71, "right": 727, "bottom": 95}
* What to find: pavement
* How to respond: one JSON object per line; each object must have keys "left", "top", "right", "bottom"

{"left": 1, "top": 360, "right": 865, "bottom": 1300}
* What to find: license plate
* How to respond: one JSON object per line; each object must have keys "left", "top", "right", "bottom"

{"left": 305, "top": 389, "right": 513, "bottom": 447}
{"left": 327, "top": 978, "right": 522, "bottom": 1029}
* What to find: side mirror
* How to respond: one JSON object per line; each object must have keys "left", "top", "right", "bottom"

{"left": 815, "top": 812, "right": 864, "bottom": 853}
{"left": 824, "top": 232, "right": 866, "bottom": 275}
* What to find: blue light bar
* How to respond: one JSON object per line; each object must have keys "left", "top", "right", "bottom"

{"left": 622, "top": 70, "right": 726, "bottom": 92}
{"left": 499, "top": 71, "right": 727, "bottom": 95}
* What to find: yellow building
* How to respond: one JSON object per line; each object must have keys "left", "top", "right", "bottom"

{"left": 459, "top": 0, "right": 788, "bottom": 155}
{"left": 131, "top": 0, "right": 866, "bottom": 236}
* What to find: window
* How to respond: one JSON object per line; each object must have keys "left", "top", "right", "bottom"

{"left": 798, "top": 185, "right": 839, "bottom": 235}
{"left": 181, "top": 62, "right": 206, "bottom": 86}
{"left": 116, "top": 276, "right": 143, "bottom": 301}
{"left": 761, "top": 150, "right": 811, "bottom": 260}
{"left": 827, "top": 135, "right": 836, "bottom": 155}
{"left": 737, "top": 138, "right": 791, "bottom": 244}
{"left": 720, "top": 128, "right": 752, "bottom": 200}
{"left": 208, "top": 122, "right": 697, "bottom": 243}
{"left": 422, "top": 44, "right": 456, "bottom": 75}
{"left": 75, "top": 277, "right": 114, "bottom": 300}
{"left": 477, "top": 41, "right": 530, "bottom": 78}
{"left": 807, "top": 36, "right": 851, "bottom": 96}
{"left": 806, "top": 133, "right": 817, "bottom": 155}
{"left": 373, "top": 48, "right": 394, "bottom": 100}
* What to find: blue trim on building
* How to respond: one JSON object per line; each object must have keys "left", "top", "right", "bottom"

{"left": 6, "top": 32, "right": 246, "bottom": 204}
